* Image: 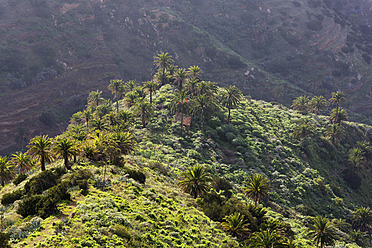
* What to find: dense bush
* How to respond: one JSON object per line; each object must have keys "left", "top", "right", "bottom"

{"left": 17, "top": 180, "right": 71, "bottom": 218}
{"left": 111, "top": 224, "right": 131, "bottom": 240}
{"left": 17, "top": 195, "right": 43, "bottom": 217}
{"left": 1, "top": 189, "right": 24, "bottom": 205}
{"left": 213, "top": 176, "right": 233, "bottom": 199}
{"left": 24, "top": 167, "right": 66, "bottom": 195}
{"left": 13, "top": 173, "right": 28, "bottom": 186}
{"left": 67, "top": 169, "right": 92, "bottom": 194}
{"left": 125, "top": 168, "right": 146, "bottom": 184}
{"left": 39, "top": 181, "right": 70, "bottom": 218}
{"left": 0, "top": 232, "right": 11, "bottom": 248}
{"left": 342, "top": 169, "right": 361, "bottom": 190}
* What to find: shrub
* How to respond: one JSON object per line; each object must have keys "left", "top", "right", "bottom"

{"left": 342, "top": 169, "right": 361, "bottom": 190}
{"left": 67, "top": 169, "right": 92, "bottom": 194}
{"left": 1, "top": 189, "right": 24, "bottom": 205}
{"left": 149, "top": 161, "right": 169, "bottom": 176}
{"left": 17, "top": 195, "right": 43, "bottom": 217}
{"left": 13, "top": 173, "right": 28, "bottom": 186}
{"left": 39, "top": 181, "right": 70, "bottom": 218}
{"left": 112, "top": 224, "right": 131, "bottom": 240}
{"left": 213, "top": 176, "right": 233, "bottom": 199}
{"left": 225, "top": 132, "right": 236, "bottom": 142}
{"left": 17, "top": 180, "right": 70, "bottom": 218}
{"left": 24, "top": 167, "right": 66, "bottom": 195}
{"left": 125, "top": 168, "right": 146, "bottom": 184}
{"left": 232, "top": 137, "right": 246, "bottom": 147}
{"left": 0, "top": 231, "right": 11, "bottom": 248}
{"left": 331, "top": 185, "right": 343, "bottom": 198}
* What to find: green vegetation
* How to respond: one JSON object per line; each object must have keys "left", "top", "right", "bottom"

{"left": 307, "top": 216, "right": 338, "bottom": 248}
{"left": 243, "top": 173, "right": 270, "bottom": 207}
{"left": 0, "top": 53, "right": 371, "bottom": 247}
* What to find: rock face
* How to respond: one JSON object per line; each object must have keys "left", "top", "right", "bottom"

{"left": 1, "top": 0, "right": 372, "bottom": 153}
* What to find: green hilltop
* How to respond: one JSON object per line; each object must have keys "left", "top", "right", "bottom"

{"left": 0, "top": 54, "right": 372, "bottom": 247}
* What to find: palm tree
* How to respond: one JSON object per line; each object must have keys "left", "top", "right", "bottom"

{"left": 82, "top": 108, "right": 93, "bottom": 129}
{"left": 190, "top": 94, "right": 217, "bottom": 131}
{"left": 27, "top": 135, "right": 53, "bottom": 171}
{"left": 221, "top": 86, "right": 242, "bottom": 124}
{"left": 352, "top": 207, "right": 372, "bottom": 232}
{"left": 248, "top": 229, "right": 285, "bottom": 248}
{"left": 87, "top": 90, "right": 103, "bottom": 109}
{"left": 144, "top": 81, "right": 159, "bottom": 104}
{"left": 221, "top": 212, "right": 250, "bottom": 238}
{"left": 11, "top": 151, "right": 32, "bottom": 174}
{"left": 105, "top": 112, "right": 119, "bottom": 126}
{"left": 291, "top": 95, "right": 309, "bottom": 114}
{"left": 96, "top": 100, "right": 113, "bottom": 118}
{"left": 117, "top": 110, "right": 134, "bottom": 124}
{"left": 309, "top": 96, "right": 328, "bottom": 115}
{"left": 356, "top": 141, "right": 372, "bottom": 162}
{"left": 171, "top": 89, "right": 189, "bottom": 135}
{"left": 325, "top": 123, "right": 344, "bottom": 145}
{"left": 124, "top": 80, "right": 137, "bottom": 92}
{"left": 108, "top": 79, "right": 125, "bottom": 113}
{"left": 113, "top": 131, "right": 136, "bottom": 154}
{"left": 292, "top": 118, "right": 316, "bottom": 140}
{"left": 53, "top": 138, "right": 77, "bottom": 170}
{"left": 154, "top": 69, "right": 171, "bottom": 86}
{"left": 185, "top": 78, "right": 199, "bottom": 96}
{"left": 307, "top": 216, "right": 338, "bottom": 248}
{"left": 330, "top": 108, "right": 347, "bottom": 124}
{"left": 243, "top": 173, "right": 270, "bottom": 206}
{"left": 283, "top": 239, "right": 298, "bottom": 248}
{"left": 154, "top": 52, "right": 174, "bottom": 77}
{"left": 0, "top": 156, "right": 16, "bottom": 187}
{"left": 329, "top": 91, "right": 346, "bottom": 112}
{"left": 133, "top": 86, "right": 147, "bottom": 100}
{"left": 68, "top": 124, "right": 87, "bottom": 141}
{"left": 174, "top": 68, "right": 188, "bottom": 90}
{"left": 349, "top": 147, "right": 365, "bottom": 168}
{"left": 187, "top": 65, "right": 202, "bottom": 81}
{"left": 132, "top": 99, "right": 154, "bottom": 128}
{"left": 91, "top": 117, "right": 108, "bottom": 131}
{"left": 197, "top": 81, "right": 217, "bottom": 97}
{"left": 124, "top": 91, "right": 137, "bottom": 108}
{"left": 178, "top": 164, "right": 212, "bottom": 198}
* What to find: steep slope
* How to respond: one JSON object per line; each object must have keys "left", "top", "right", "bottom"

{"left": 1, "top": 0, "right": 372, "bottom": 154}
{"left": 0, "top": 81, "right": 371, "bottom": 247}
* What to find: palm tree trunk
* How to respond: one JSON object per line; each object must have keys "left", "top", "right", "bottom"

{"left": 64, "top": 155, "right": 70, "bottom": 170}
{"left": 41, "top": 155, "right": 45, "bottom": 171}
{"left": 116, "top": 89, "right": 119, "bottom": 113}
{"left": 200, "top": 110, "right": 204, "bottom": 131}
{"left": 193, "top": 190, "right": 197, "bottom": 199}
{"left": 227, "top": 107, "right": 231, "bottom": 124}
{"left": 162, "top": 67, "right": 166, "bottom": 85}
{"left": 103, "top": 163, "right": 107, "bottom": 188}
{"left": 181, "top": 111, "right": 184, "bottom": 135}
{"left": 142, "top": 109, "right": 146, "bottom": 128}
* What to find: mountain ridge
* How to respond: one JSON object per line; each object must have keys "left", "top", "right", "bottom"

{"left": 1, "top": 0, "right": 372, "bottom": 154}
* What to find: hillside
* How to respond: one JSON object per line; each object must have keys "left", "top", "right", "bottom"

{"left": 1, "top": 0, "right": 372, "bottom": 154}
{"left": 0, "top": 70, "right": 371, "bottom": 247}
